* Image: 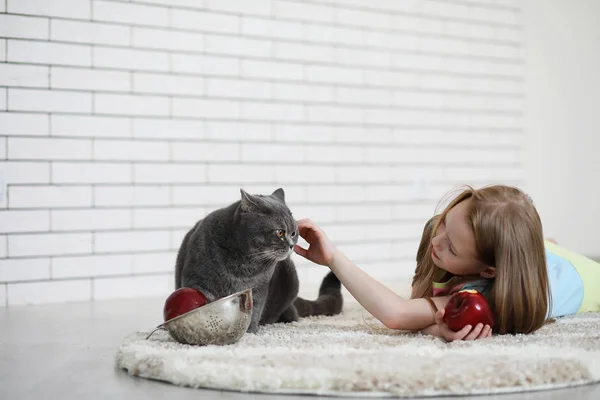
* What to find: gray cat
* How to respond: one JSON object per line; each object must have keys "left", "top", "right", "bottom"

{"left": 175, "top": 188, "right": 343, "bottom": 333}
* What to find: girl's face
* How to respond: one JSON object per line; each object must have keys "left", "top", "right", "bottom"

{"left": 431, "top": 199, "right": 493, "bottom": 277}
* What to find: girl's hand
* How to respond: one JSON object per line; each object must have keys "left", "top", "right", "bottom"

{"left": 434, "top": 308, "right": 492, "bottom": 342}
{"left": 293, "top": 219, "right": 337, "bottom": 267}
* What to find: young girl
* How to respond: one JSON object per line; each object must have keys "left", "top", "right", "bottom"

{"left": 293, "top": 185, "right": 600, "bottom": 341}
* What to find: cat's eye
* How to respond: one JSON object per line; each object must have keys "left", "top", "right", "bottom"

{"left": 276, "top": 230, "right": 285, "bottom": 238}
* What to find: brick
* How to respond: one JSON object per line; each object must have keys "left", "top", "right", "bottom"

{"left": 132, "top": 27, "right": 203, "bottom": 52}
{"left": 51, "top": 19, "right": 130, "bottom": 46}
{"left": 241, "top": 18, "right": 303, "bottom": 41}
{"left": 241, "top": 59, "right": 303, "bottom": 81}
{"left": 0, "top": 258, "right": 50, "bottom": 283}
{"left": 336, "top": 165, "right": 394, "bottom": 183}
{"left": 241, "top": 143, "right": 304, "bottom": 163}
{"left": 172, "top": 98, "right": 239, "bottom": 119}
{"left": 333, "top": 126, "right": 394, "bottom": 144}
{"left": 239, "top": 101, "right": 304, "bottom": 121}
{"left": 0, "top": 112, "right": 49, "bottom": 136}
{"left": 205, "top": 0, "right": 271, "bottom": 16}
{"left": 305, "top": 185, "right": 366, "bottom": 203}
{"left": 8, "top": 40, "right": 91, "bottom": 66}
{"left": 470, "top": 7, "right": 518, "bottom": 25}
{"left": 133, "top": 207, "right": 204, "bottom": 229}
{"left": 0, "top": 40, "right": 5, "bottom": 62}
{"left": 274, "top": 1, "right": 334, "bottom": 23}
{"left": 134, "top": 163, "right": 207, "bottom": 184}
{"left": 335, "top": 47, "right": 390, "bottom": 68}
{"left": 94, "top": 139, "right": 169, "bottom": 161}
{"left": 207, "top": 164, "right": 274, "bottom": 183}
{"left": 206, "top": 78, "right": 270, "bottom": 100}
{"left": 308, "top": 105, "right": 363, "bottom": 124}
{"left": 303, "top": 144, "right": 363, "bottom": 163}
{"left": 305, "top": 24, "right": 364, "bottom": 46}
{"left": 9, "top": 232, "right": 91, "bottom": 257}
{"left": 94, "top": 230, "right": 171, "bottom": 253}
{"left": 52, "top": 162, "right": 132, "bottom": 184}
{"left": 0, "top": 236, "right": 6, "bottom": 258}
{"left": 9, "top": 186, "right": 91, "bottom": 208}
{"left": 133, "top": 118, "right": 204, "bottom": 139}
{"left": 0, "top": 14, "right": 49, "bottom": 40}
{"left": 205, "top": 121, "right": 271, "bottom": 140}
{"left": 8, "top": 137, "right": 91, "bottom": 160}
{"left": 51, "top": 115, "right": 130, "bottom": 138}
{"left": 7, "top": 280, "right": 91, "bottom": 306}
{"left": 142, "top": 0, "right": 203, "bottom": 7}
{"left": 2, "top": 162, "right": 50, "bottom": 185}
{"left": 93, "top": 275, "right": 171, "bottom": 300}
{"left": 95, "top": 185, "right": 170, "bottom": 207}
{"left": 95, "top": 93, "right": 169, "bottom": 117}
{"left": 9, "top": 89, "right": 92, "bottom": 113}
{"left": 205, "top": 35, "right": 271, "bottom": 57}
{"left": 52, "top": 254, "right": 132, "bottom": 278}
{"left": 132, "top": 252, "right": 176, "bottom": 274}
{"left": 171, "top": 229, "right": 188, "bottom": 249}
{"left": 274, "top": 42, "right": 334, "bottom": 63}
{"left": 393, "top": 15, "right": 443, "bottom": 34}
{"left": 0, "top": 137, "right": 5, "bottom": 159}
{"left": 336, "top": 8, "right": 391, "bottom": 29}
{"left": 171, "top": 53, "right": 239, "bottom": 76}
{"left": 171, "top": 9, "right": 239, "bottom": 34}
{"left": 364, "top": 31, "right": 419, "bottom": 51}
{"left": 8, "top": 0, "right": 90, "bottom": 19}
{"left": 273, "top": 124, "right": 334, "bottom": 143}
{"left": 172, "top": 185, "right": 236, "bottom": 206}
{"left": 51, "top": 67, "right": 130, "bottom": 92}
{"left": 52, "top": 209, "right": 131, "bottom": 231}
{"left": 0, "top": 89, "right": 5, "bottom": 110}
{"left": 0, "top": 64, "right": 49, "bottom": 88}
{"left": 364, "top": 70, "right": 420, "bottom": 88}
{"left": 94, "top": 47, "right": 169, "bottom": 72}
{"left": 337, "top": 86, "right": 391, "bottom": 106}
{"left": 93, "top": 0, "right": 169, "bottom": 26}
{"left": 292, "top": 204, "right": 337, "bottom": 223}
{"left": 134, "top": 72, "right": 204, "bottom": 96}
{"left": 306, "top": 65, "right": 363, "bottom": 84}
{"left": 275, "top": 165, "right": 335, "bottom": 183}
{"left": 0, "top": 210, "right": 49, "bottom": 233}
{"left": 273, "top": 82, "right": 335, "bottom": 103}
{"left": 171, "top": 141, "right": 240, "bottom": 162}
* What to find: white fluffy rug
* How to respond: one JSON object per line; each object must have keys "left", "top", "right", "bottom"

{"left": 116, "top": 302, "right": 600, "bottom": 397}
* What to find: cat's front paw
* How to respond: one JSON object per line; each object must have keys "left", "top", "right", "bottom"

{"left": 246, "top": 322, "right": 259, "bottom": 334}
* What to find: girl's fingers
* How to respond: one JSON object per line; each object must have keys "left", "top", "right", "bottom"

{"left": 453, "top": 324, "right": 472, "bottom": 341}
{"left": 293, "top": 245, "right": 308, "bottom": 259}
{"left": 465, "top": 323, "right": 484, "bottom": 340}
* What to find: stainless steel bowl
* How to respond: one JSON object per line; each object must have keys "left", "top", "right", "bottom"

{"left": 146, "top": 288, "right": 253, "bottom": 346}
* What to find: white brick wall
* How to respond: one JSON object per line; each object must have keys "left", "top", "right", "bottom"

{"left": 0, "top": 0, "right": 525, "bottom": 306}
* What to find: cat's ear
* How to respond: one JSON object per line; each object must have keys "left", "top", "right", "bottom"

{"left": 240, "top": 189, "right": 261, "bottom": 210}
{"left": 272, "top": 188, "right": 285, "bottom": 203}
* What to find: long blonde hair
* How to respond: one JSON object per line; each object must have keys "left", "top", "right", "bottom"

{"left": 411, "top": 185, "right": 550, "bottom": 334}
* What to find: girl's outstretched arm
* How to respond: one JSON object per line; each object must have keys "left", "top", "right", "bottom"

{"left": 294, "top": 218, "right": 449, "bottom": 331}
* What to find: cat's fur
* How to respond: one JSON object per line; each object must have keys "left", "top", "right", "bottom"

{"left": 175, "top": 188, "right": 343, "bottom": 333}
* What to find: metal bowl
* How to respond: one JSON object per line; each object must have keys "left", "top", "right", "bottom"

{"left": 146, "top": 288, "right": 253, "bottom": 346}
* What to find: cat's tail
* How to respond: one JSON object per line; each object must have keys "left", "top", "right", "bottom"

{"left": 293, "top": 271, "right": 343, "bottom": 317}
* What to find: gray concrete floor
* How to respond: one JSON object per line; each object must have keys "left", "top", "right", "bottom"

{"left": 1, "top": 297, "right": 598, "bottom": 400}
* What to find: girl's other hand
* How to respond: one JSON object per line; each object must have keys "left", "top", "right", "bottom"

{"left": 293, "top": 219, "right": 337, "bottom": 267}
{"left": 435, "top": 308, "right": 492, "bottom": 342}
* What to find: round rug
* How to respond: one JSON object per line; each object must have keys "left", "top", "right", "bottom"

{"left": 116, "top": 302, "right": 600, "bottom": 397}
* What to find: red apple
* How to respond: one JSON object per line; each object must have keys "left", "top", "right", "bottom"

{"left": 163, "top": 287, "right": 208, "bottom": 321}
{"left": 443, "top": 289, "right": 494, "bottom": 332}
